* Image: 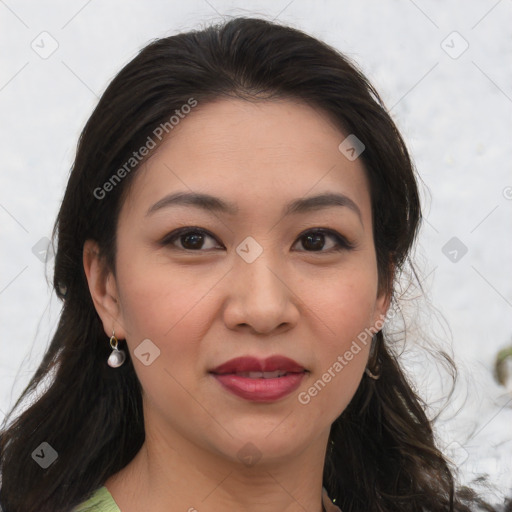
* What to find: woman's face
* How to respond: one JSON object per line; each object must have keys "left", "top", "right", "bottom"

{"left": 90, "top": 98, "right": 389, "bottom": 465}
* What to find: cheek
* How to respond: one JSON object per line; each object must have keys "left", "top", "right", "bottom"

{"left": 116, "top": 248, "right": 210, "bottom": 336}
{"left": 116, "top": 245, "right": 379, "bottom": 358}
{"left": 294, "top": 267, "right": 377, "bottom": 416}
{"left": 300, "top": 262, "right": 379, "bottom": 345}
{"left": 114, "top": 250, "right": 225, "bottom": 385}
{"left": 114, "top": 254, "right": 215, "bottom": 410}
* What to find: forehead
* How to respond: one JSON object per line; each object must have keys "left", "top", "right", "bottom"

{"left": 121, "top": 98, "right": 372, "bottom": 223}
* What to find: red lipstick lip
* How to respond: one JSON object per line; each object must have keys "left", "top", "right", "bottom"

{"left": 210, "top": 356, "right": 306, "bottom": 375}
{"left": 212, "top": 372, "right": 306, "bottom": 402}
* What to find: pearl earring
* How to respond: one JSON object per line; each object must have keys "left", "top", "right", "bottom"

{"left": 107, "top": 330, "right": 126, "bottom": 368}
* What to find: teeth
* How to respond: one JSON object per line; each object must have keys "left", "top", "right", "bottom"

{"left": 237, "top": 371, "right": 288, "bottom": 379}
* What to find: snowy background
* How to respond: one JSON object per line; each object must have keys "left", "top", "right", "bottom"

{"left": 1, "top": 0, "right": 511, "bottom": 506}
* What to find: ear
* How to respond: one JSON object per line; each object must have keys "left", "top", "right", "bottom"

{"left": 372, "top": 263, "right": 395, "bottom": 328}
{"left": 373, "top": 287, "right": 392, "bottom": 328}
{"left": 83, "top": 239, "right": 128, "bottom": 339}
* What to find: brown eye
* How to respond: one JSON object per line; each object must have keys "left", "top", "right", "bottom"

{"left": 161, "top": 228, "right": 222, "bottom": 251}
{"left": 160, "top": 227, "right": 355, "bottom": 253}
{"left": 294, "top": 229, "right": 355, "bottom": 253}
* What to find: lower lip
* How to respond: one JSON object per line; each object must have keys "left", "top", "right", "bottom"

{"left": 211, "top": 372, "right": 306, "bottom": 402}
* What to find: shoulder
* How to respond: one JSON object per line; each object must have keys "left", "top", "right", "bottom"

{"left": 72, "top": 486, "right": 121, "bottom": 512}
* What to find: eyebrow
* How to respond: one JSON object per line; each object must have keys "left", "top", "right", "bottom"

{"left": 146, "top": 191, "right": 363, "bottom": 223}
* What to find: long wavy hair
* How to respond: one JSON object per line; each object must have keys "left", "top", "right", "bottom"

{"left": 0, "top": 16, "right": 504, "bottom": 512}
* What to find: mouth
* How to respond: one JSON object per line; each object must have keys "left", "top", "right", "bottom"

{"left": 209, "top": 355, "right": 308, "bottom": 402}
{"left": 228, "top": 370, "right": 295, "bottom": 378}
{"left": 210, "top": 355, "right": 306, "bottom": 375}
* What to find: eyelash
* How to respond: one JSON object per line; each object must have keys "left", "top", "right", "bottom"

{"left": 159, "top": 226, "right": 356, "bottom": 253}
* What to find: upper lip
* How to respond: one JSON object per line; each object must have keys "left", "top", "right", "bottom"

{"left": 210, "top": 356, "right": 306, "bottom": 375}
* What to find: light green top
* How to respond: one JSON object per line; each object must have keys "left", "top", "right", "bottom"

{"left": 73, "top": 486, "right": 120, "bottom": 512}
{"left": 73, "top": 485, "right": 342, "bottom": 511}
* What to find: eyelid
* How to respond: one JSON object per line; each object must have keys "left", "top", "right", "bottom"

{"left": 296, "top": 227, "right": 356, "bottom": 251}
{"left": 159, "top": 226, "right": 222, "bottom": 248}
{"left": 160, "top": 226, "right": 356, "bottom": 252}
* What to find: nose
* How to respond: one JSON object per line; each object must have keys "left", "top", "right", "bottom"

{"left": 222, "top": 246, "right": 300, "bottom": 335}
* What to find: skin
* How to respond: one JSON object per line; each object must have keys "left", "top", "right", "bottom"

{"left": 83, "top": 97, "right": 390, "bottom": 512}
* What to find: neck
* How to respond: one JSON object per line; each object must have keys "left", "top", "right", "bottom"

{"left": 105, "top": 417, "right": 330, "bottom": 512}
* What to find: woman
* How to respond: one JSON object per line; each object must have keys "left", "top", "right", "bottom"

{"left": 0, "top": 16, "right": 504, "bottom": 512}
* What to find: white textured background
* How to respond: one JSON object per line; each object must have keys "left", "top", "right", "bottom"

{"left": 1, "top": 0, "right": 511, "bottom": 506}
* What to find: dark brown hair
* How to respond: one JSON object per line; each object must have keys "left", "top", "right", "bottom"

{"left": 0, "top": 16, "right": 505, "bottom": 512}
